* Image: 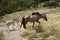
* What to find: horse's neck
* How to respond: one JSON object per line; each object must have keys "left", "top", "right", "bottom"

{"left": 37, "top": 15, "right": 44, "bottom": 19}
{"left": 37, "top": 15, "right": 42, "bottom": 18}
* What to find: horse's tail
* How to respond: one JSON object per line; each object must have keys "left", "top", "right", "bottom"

{"left": 20, "top": 16, "right": 26, "bottom": 29}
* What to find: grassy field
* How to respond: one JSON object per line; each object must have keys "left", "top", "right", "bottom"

{"left": 0, "top": 8, "right": 60, "bottom": 40}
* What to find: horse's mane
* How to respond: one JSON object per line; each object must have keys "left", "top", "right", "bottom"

{"left": 31, "top": 12, "right": 41, "bottom": 16}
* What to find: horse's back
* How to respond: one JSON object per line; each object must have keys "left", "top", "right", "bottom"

{"left": 29, "top": 15, "right": 40, "bottom": 22}
{"left": 23, "top": 14, "right": 40, "bottom": 22}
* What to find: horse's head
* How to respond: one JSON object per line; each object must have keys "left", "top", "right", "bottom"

{"left": 32, "top": 12, "right": 48, "bottom": 21}
{"left": 42, "top": 13, "right": 48, "bottom": 21}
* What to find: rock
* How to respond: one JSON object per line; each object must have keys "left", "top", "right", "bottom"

{"left": 47, "top": 35, "right": 55, "bottom": 40}
{"left": 32, "top": 37, "right": 42, "bottom": 40}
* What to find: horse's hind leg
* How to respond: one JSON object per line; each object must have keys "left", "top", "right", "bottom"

{"left": 23, "top": 23, "right": 26, "bottom": 29}
{"left": 20, "top": 22, "right": 27, "bottom": 29}
{"left": 23, "top": 21, "right": 28, "bottom": 29}
{"left": 32, "top": 22, "right": 35, "bottom": 28}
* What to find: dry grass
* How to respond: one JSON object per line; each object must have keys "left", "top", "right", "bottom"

{"left": 0, "top": 7, "right": 60, "bottom": 40}
{"left": 0, "top": 31, "right": 4, "bottom": 40}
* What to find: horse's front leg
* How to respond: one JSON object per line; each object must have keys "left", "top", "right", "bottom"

{"left": 32, "top": 22, "right": 35, "bottom": 28}
{"left": 36, "top": 20, "right": 40, "bottom": 24}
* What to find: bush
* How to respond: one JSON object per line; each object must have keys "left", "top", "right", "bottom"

{"left": 39, "top": 31, "right": 51, "bottom": 39}
{"left": 20, "top": 31, "right": 30, "bottom": 37}
{"left": 28, "top": 33, "right": 39, "bottom": 40}
{"left": 34, "top": 24, "right": 44, "bottom": 33}
{"left": 0, "top": 16, "right": 3, "bottom": 19}
{"left": 0, "top": 0, "right": 60, "bottom": 17}
{"left": 43, "top": 1, "right": 60, "bottom": 8}
{"left": 50, "top": 26, "right": 59, "bottom": 36}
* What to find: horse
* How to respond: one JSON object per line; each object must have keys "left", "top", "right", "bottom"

{"left": 5, "top": 18, "right": 19, "bottom": 30}
{"left": 20, "top": 12, "right": 48, "bottom": 29}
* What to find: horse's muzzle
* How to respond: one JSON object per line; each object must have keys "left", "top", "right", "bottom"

{"left": 46, "top": 19, "right": 47, "bottom": 21}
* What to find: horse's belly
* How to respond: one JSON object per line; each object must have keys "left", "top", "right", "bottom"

{"left": 29, "top": 18, "right": 37, "bottom": 22}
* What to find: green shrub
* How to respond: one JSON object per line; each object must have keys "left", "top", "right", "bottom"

{"left": 20, "top": 31, "right": 30, "bottom": 37}
{"left": 34, "top": 24, "right": 44, "bottom": 33}
{"left": 50, "top": 26, "right": 59, "bottom": 36}
{"left": 43, "top": 1, "right": 60, "bottom": 8}
{"left": 39, "top": 31, "right": 51, "bottom": 38}
{"left": 0, "top": 16, "right": 3, "bottom": 19}
{"left": 28, "top": 33, "right": 39, "bottom": 40}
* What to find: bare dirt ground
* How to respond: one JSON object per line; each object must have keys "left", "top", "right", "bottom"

{"left": 2, "top": 25, "right": 28, "bottom": 40}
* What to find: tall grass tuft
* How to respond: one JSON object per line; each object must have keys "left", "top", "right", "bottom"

{"left": 0, "top": 31, "right": 4, "bottom": 40}
{"left": 34, "top": 24, "right": 44, "bottom": 33}
{"left": 28, "top": 32, "right": 39, "bottom": 40}
{"left": 50, "top": 26, "right": 59, "bottom": 36}
{"left": 20, "top": 31, "right": 30, "bottom": 37}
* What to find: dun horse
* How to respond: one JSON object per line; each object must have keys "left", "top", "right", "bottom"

{"left": 20, "top": 12, "right": 48, "bottom": 29}
{"left": 6, "top": 19, "right": 19, "bottom": 30}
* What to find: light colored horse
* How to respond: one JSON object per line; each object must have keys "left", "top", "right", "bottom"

{"left": 6, "top": 19, "right": 19, "bottom": 30}
{"left": 20, "top": 12, "right": 48, "bottom": 29}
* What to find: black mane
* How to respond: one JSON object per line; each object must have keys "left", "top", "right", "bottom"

{"left": 32, "top": 12, "right": 41, "bottom": 15}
